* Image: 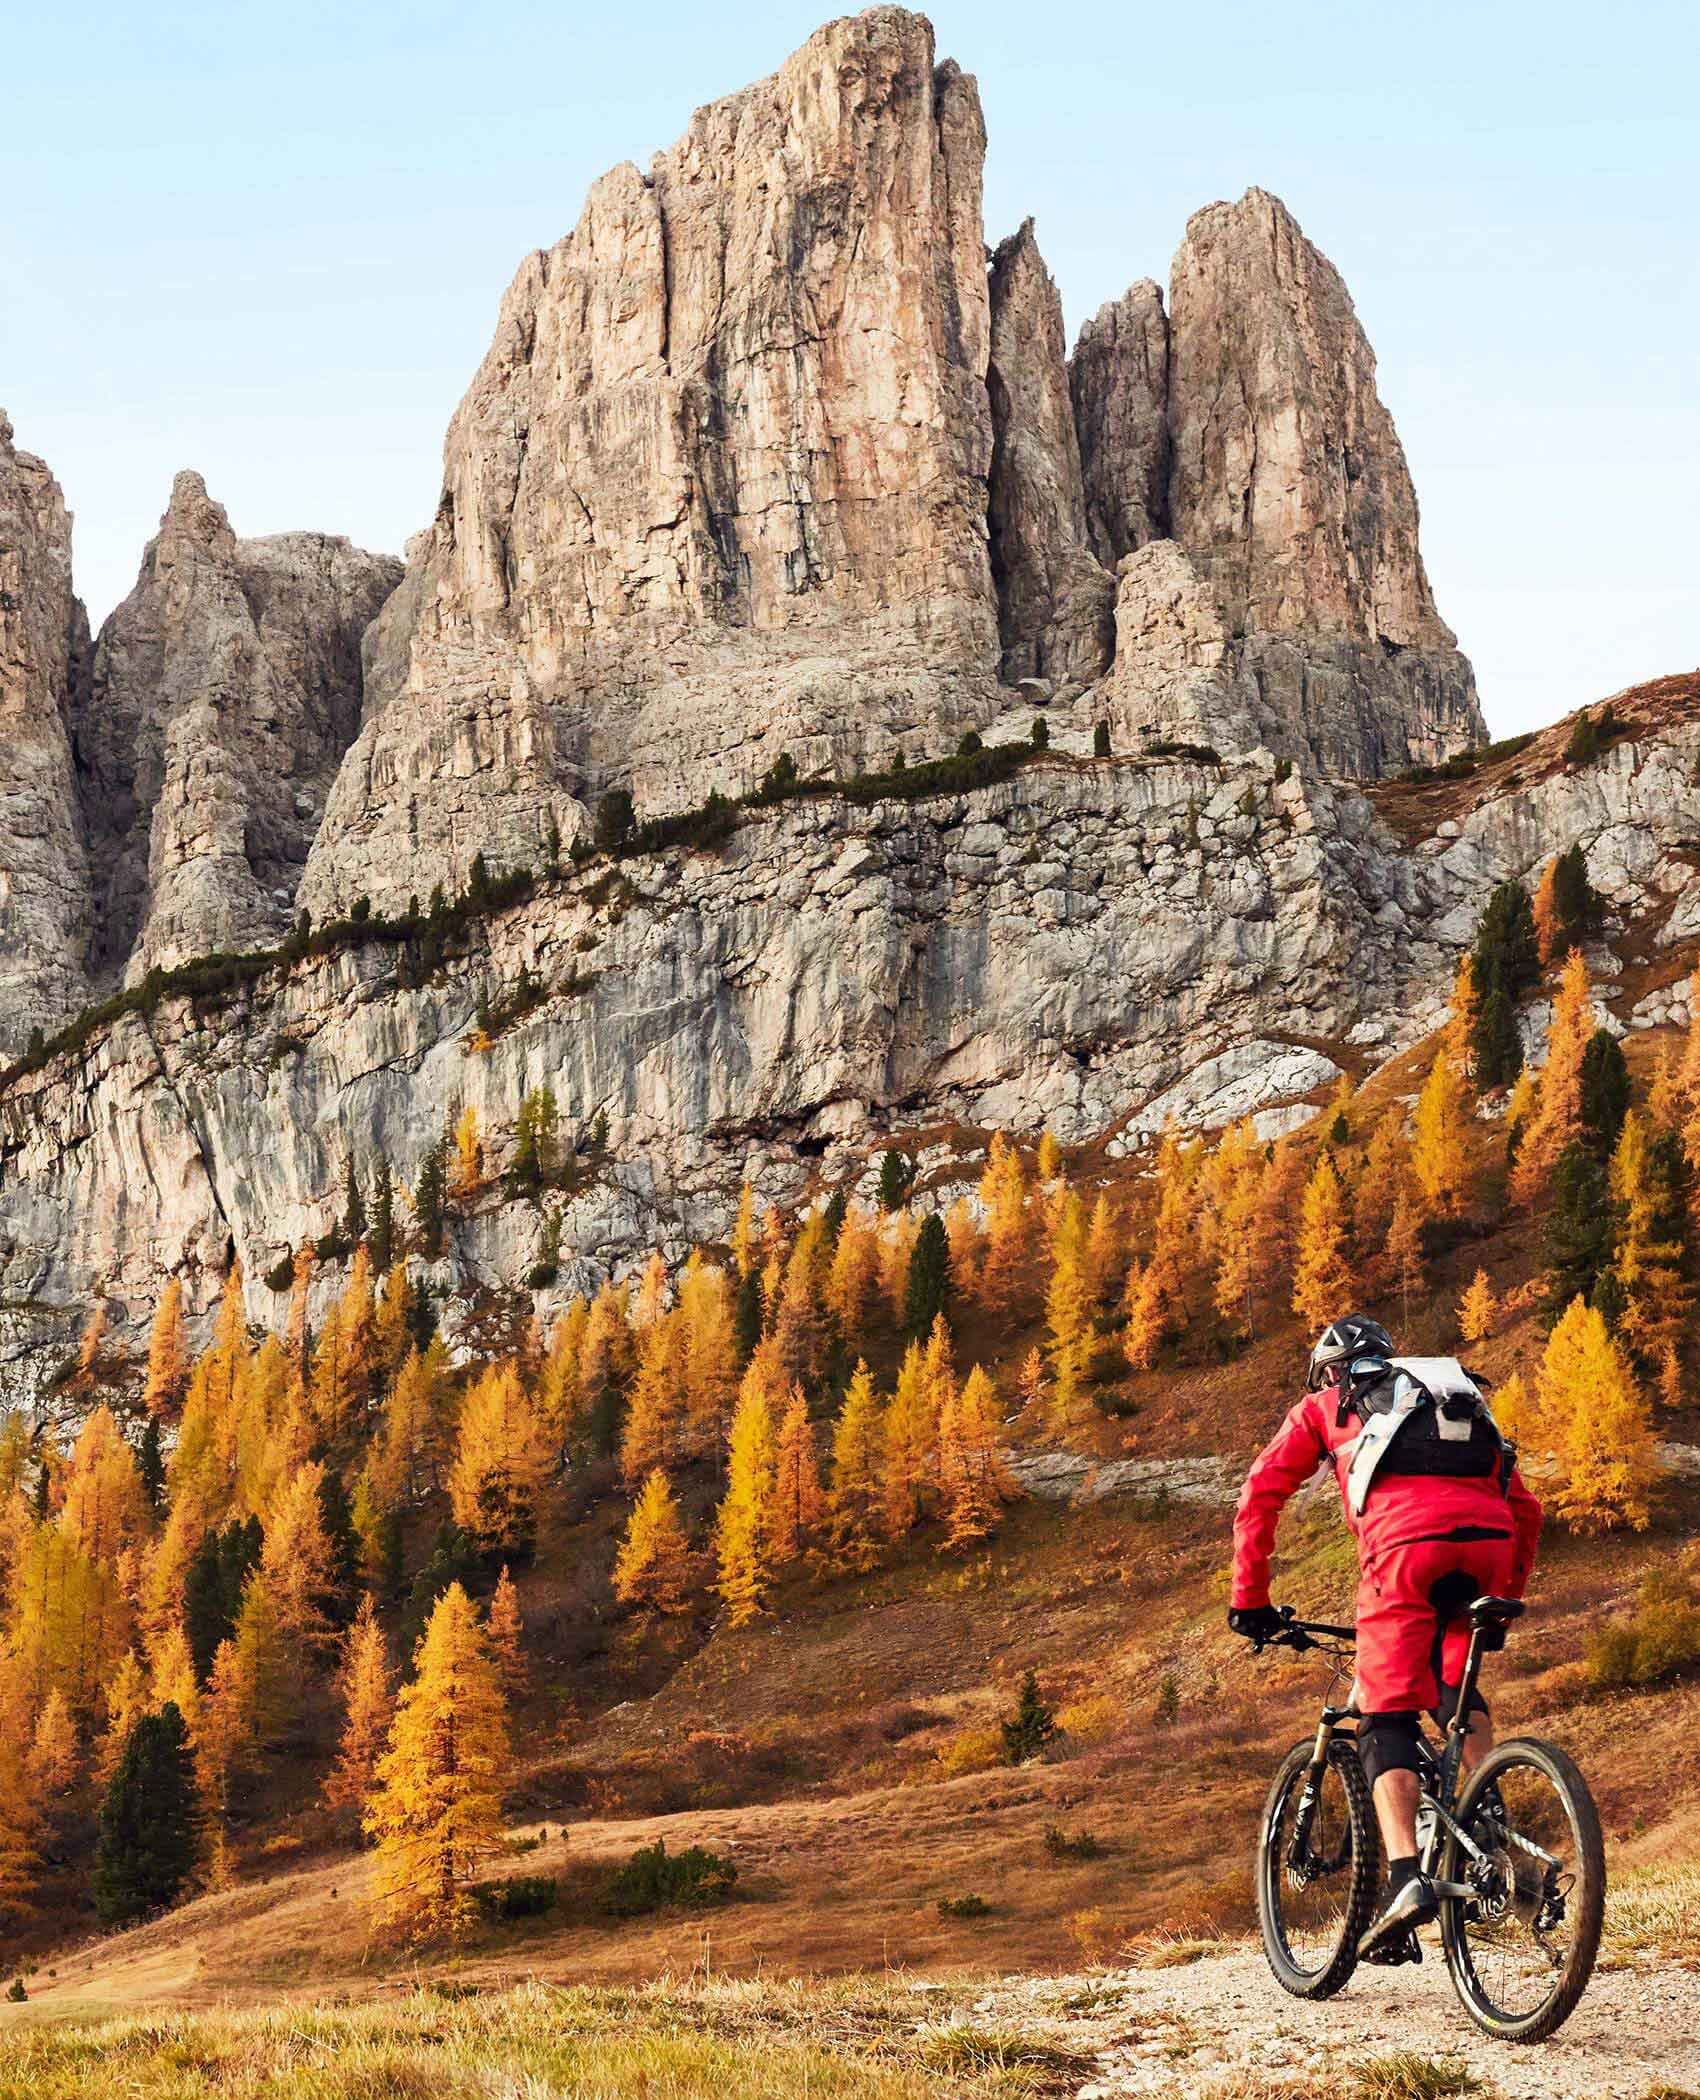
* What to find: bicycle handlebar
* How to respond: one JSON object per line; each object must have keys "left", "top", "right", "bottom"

{"left": 1260, "top": 1606, "right": 1357, "bottom": 1653}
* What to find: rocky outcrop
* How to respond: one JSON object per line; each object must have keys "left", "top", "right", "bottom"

{"left": 986, "top": 221, "right": 1114, "bottom": 692}
{"left": 0, "top": 414, "right": 92, "bottom": 1056}
{"left": 69, "top": 474, "right": 400, "bottom": 975}
{"left": 1072, "top": 189, "right": 1483, "bottom": 777}
{"left": 303, "top": 9, "right": 1004, "bottom": 919}
{"left": 1070, "top": 280, "right": 1169, "bottom": 571}
{"left": 1159, "top": 188, "right": 1482, "bottom": 775}
{"left": 1102, "top": 540, "right": 1274, "bottom": 756}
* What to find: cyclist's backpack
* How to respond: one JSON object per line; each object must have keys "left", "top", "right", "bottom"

{"left": 1339, "top": 1354, "right": 1512, "bottom": 1517}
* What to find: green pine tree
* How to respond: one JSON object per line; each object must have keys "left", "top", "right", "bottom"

{"left": 370, "top": 1155, "right": 396, "bottom": 1273}
{"left": 137, "top": 1415, "right": 165, "bottom": 1512}
{"left": 1579, "top": 1029, "right": 1630, "bottom": 1154}
{"left": 595, "top": 790, "right": 635, "bottom": 854}
{"left": 415, "top": 1134, "right": 450, "bottom": 1257}
{"left": 1472, "top": 880, "right": 1541, "bottom": 1008}
{"left": 1473, "top": 984, "right": 1524, "bottom": 1091}
{"left": 184, "top": 1517, "right": 263, "bottom": 1682}
{"left": 1550, "top": 844, "right": 1600, "bottom": 953}
{"left": 1000, "top": 1670, "right": 1057, "bottom": 1765}
{"left": 876, "top": 1149, "right": 913, "bottom": 1214}
{"left": 316, "top": 1469, "right": 361, "bottom": 1631}
{"left": 903, "top": 1213, "right": 952, "bottom": 1339}
{"left": 1544, "top": 1140, "right": 1615, "bottom": 1323}
{"left": 342, "top": 1155, "right": 367, "bottom": 1245}
{"left": 92, "top": 1703, "right": 202, "bottom": 1923}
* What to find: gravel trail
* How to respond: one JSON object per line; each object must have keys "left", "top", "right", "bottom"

{"left": 974, "top": 1944, "right": 1700, "bottom": 2098}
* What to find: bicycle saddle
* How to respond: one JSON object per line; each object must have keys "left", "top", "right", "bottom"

{"left": 1470, "top": 1595, "right": 1525, "bottom": 1626}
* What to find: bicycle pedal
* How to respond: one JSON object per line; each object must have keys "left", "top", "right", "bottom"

{"left": 1360, "top": 1929, "right": 1423, "bottom": 1968}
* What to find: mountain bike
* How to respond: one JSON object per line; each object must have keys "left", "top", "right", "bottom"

{"left": 1251, "top": 1596, "right": 1604, "bottom": 2042}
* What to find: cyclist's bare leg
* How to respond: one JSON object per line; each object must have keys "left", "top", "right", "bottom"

{"left": 1459, "top": 1708, "right": 1492, "bottom": 1772}
{"left": 1372, "top": 1768, "right": 1421, "bottom": 1861}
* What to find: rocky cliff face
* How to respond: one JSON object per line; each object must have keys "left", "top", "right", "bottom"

{"left": 1077, "top": 187, "right": 1483, "bottom": 774}
{"left": 986, "top": 221, "right": 1113, "bottom": 693}
{"left": 0, "top": 416, "right": 92, "bottom": 1051}
{"left": 1070, "top": 280, "right": 1169, "bottom": 572}
{"left": 1167, "top": 188, "right": 1482, "bottom": 774}
{"left": 302, "top": 9, "right": 1004, "bottom": 919}
{"left": 69, "top": 474, "right": 400, "bottom": 977}
{"left": 6, "top": 677, "right": 1699, "bottom": 1397}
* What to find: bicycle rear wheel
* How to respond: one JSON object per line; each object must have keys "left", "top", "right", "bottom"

{"left": 1441, "top": 1737, "right": 1605, "bottom": 2042}
{"left": 1257, "top": 1736, "right": 1380, "bottom": 1998}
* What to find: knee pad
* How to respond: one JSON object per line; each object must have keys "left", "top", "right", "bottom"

{"left": 1357, "top": 1711, "right": 1422, "bottom": 1788}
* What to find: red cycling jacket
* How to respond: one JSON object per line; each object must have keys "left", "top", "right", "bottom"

{"left": 1230, "top": 1375, "right": 1543, "bottom": 1610}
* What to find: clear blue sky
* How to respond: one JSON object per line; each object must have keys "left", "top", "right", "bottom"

{"left": 5, "top": 1, "right": 1695, "bottom": 734}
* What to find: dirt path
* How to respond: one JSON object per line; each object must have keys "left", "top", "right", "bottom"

{"left": 977, "top": 1944, "right": 1700, "bottom": 2098}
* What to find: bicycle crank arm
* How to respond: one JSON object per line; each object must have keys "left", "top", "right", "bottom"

{"left": 1428, "top": 1879, "right": 1478, "bottom": 1902}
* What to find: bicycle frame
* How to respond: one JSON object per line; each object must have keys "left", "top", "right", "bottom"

{"left": 1278, "top": 1608, "right": 1555, "bottom": 1906}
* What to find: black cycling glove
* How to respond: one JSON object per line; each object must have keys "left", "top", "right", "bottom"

{"left": 1228, "top": 1604, "right": 1286, "bottom": 1646}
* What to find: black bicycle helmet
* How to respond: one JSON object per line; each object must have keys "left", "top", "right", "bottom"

{"left": 1306, "top": 1313, "right": 1394, "bottom": 1390}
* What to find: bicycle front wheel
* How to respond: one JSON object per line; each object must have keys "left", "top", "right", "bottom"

{"left": 1256, "top": 1736, "right": 1380, "bottom": 1999}
{"left": 1440, "top": 1737, "right": 1605, "bottom": 2042}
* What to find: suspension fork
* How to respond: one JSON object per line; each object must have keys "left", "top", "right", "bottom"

{"left": 1286, "top": 1706, "right": 1349, "bottom": 1866}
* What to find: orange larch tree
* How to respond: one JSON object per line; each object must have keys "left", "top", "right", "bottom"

{"left": 938, "top": 1364, "right": 1012, "bottom": 1549}
{"left": 826, "top": 1362, "right": 885, "bottom": 1574}
{"left": 485, "top": 1565, "right": 526, "bottom": 1699}
{"left": 364, "top": 1582, "right": 509, "bottom": 1941}
{"left": 1532, "top": 1298, "right": 1658, "bottom": 1531}
{"left": 1510, "top": 949, "right": 1594, "bottom": 1205}
{"left": 1457, "top": 1269, "right": 1497, "bottom": 1345}
{"left": 142, "top": 1280, "right": 191, "bottom": 1418}
{"left": 448, "top": 1363, "right": 549, "bottom": 1561}
{"left": 323, "top": 1597, "right": 394, "bottom": 1818}
{"left": 975, "top": 1134, "right": 1031, "bottom": 1313}
{"left": 612, "top": 1469, "right": 694, "bottom": 1614}
{"left": 1410, "top": 1049, "right": 1472, "bottom": 1219}
{"left": 828, "top": 1201, "right": 882, "bottom": 1352}
{"left": 714, "top": 1370, "right": 777, "bottom": 1625}
{"left": 1045, "top": 1192, "right": 1098, "bottom": 1425}
{"left": 1291, "top": 1152, "right": 1354, "bottom": 1330}
{"left": 769, "top": 1387, "right": 824, "bottom": 1568}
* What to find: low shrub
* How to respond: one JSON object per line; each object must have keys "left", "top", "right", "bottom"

{"left": 598, "top": 1839, "right": 737, "bottom": 1917}
{"left": 1144, "top": 739, "right": 1221, "bottom": 764}
{"left": 934, "top": 1725, "right": 1003, "bottom": 1779}
{"left": 1054, "top": 1693, "right": 1121, "bottom": 1744}
{"left": 866, "top": 1701, "right": 937, "bottom": 1744}
{"left": 472, "top": 1874, "right": 558, "bottom": 1920}
{"left": 936, "top": 1893, "right": 991, "bottom": 1919}
{"left": 1043, "top": 1825, "right": 1107, "bottom": 1861}
{"left": 1586, "top": 1566, "right": 1700, "bottom": 1689}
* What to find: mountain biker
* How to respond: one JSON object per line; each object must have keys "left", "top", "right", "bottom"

{"left": 1227, "top": 1314, "right": 1544, "bottom": 1960}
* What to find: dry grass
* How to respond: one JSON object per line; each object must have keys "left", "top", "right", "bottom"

{"left": 0, "top": 1977, "right": 1089, "bottom": 2100}
{"left": 1606, "top": 1861, "right": 1700, "bottom": 1964}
